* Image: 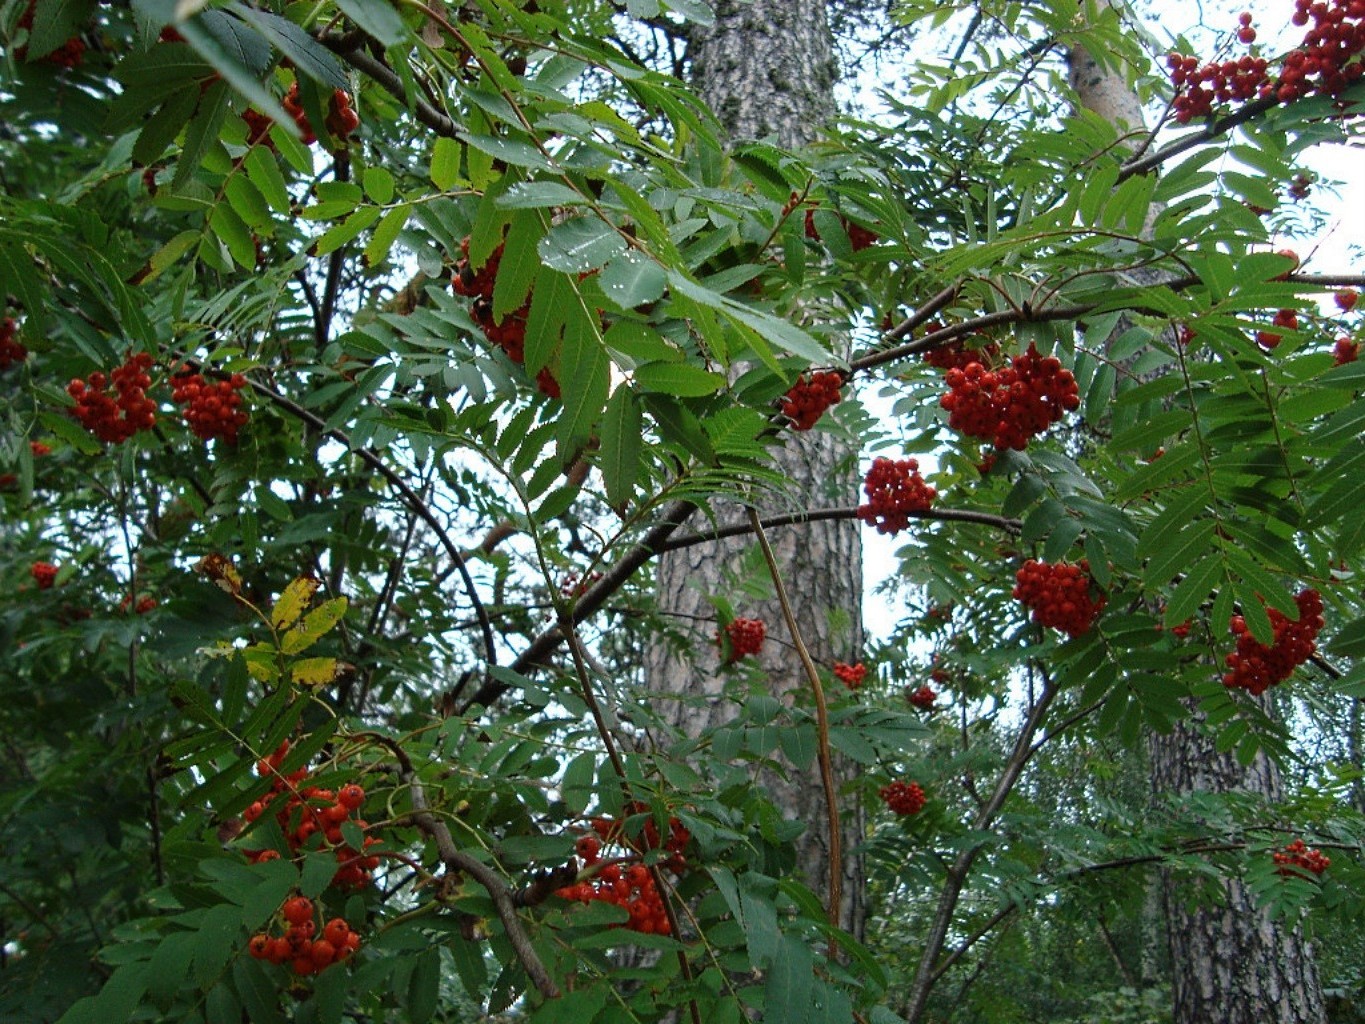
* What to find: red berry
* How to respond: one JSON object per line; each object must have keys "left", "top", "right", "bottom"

{"left": 879, "top": 780, "right": 926, "bottom": 815}
{"left": 1336, "top": 289, "right": 1359, "bottom": 312}
{"left": 719, "top": 617, "right": 765, "bottom": 662}
{"left": 282, "top": 896, "right": 313, "bottom": 926}
{"left": 30, "top": 562, "right": 58, "bottom": 590}
{"left": 338, "top": 783, "right": 365, "bottom": 810}
{"left": 1012, "top": 559, "right": 1105, "bottom": 637}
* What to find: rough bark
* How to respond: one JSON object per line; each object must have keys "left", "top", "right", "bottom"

{"left": 1150, "top": 716, "right": 1326, "bottom": 1024}
{"left": 1070, "top": 15, "right": 1326, "bottom": 1023}
{"left": 642, "top": 0, "right": 866, "bottom": 935}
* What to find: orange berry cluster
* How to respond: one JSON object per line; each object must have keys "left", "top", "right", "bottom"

{"left": 940, "top": 345, "right": 1079, "bottom": 451}
{"left": 0, "top": 318, "right": 25, "bottom": 370}
{"left": 1273, "top": 838, "right": 1331, "bottom": 876}
{"left": 282, "top": 83, "right": 318, "bottom": 145}
{"left": 921, "top": 334, "right": 1001, "bottom": 372}
{"left": 1013, "top": 559, "right": 1106, "bottom": 637}
{"left": 879, "top": 780, "right": 926, "bottom": 816}
{"left": 67, "top": 352, "right": 157, "bottom": 444}
{"left": 719, "top": 617, "right": 766, "bottom": 662}
{"left": 452, "top": 237, "right": 560, "bottom": 397}
{"left": 247, "top": 896, "right": 362, "bottom": 976}
{"left": 1256, "top": 308, "right": 1299, "bottom": 349}
{"left": 856, "top": 456, "right": 937, "bottom": 535}
{"left": 324, "top": 89, "right": 361, "bottom": 141}
{"left": 170, "top": 368, "right": 249, "bottom": 443}
{"left": 119, "top": 593, "right": 157, "bottom": 614}
{"left": 834, "top": 661, "right": 867, "bottom": 689}
{"left": 906, "top": 685, "right": 936, "bottom": 709}
{"left": 1167, "top": 0, "right": 1365, "bottom": 123}
{"left": 30, "top": 562, "right": 57, "bottom": 590}
{"left": 1222, "top": 588, "right": 1325, "bottom": 695}
{"left": 556, "top": 836, "right": 672, "bottom": 934}
{"left": 242, "top": 741, "right": 380, "bottom": 891}
{"left": 780, "top": 371, "right": 843, "bottom": 430}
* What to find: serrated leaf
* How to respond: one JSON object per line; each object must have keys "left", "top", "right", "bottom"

{"left": 632, "top": 361, "right": 725, "bottom": 396}
{"left": 430, "top": 137, "right": 463, "bottom": 191}
{"left": 364, "top": 205, "right": 409, "bottom": 267}
{"left": 271, "top": 577, "right": 320, "bottom": 629}
{"left": 334, "top": 0, "right": 409, "bottom": 45}
{"left": 280, "top": 596, "right": 348, "bottom": 655}
{"left": 229, "top": 4, "right": 348, "bottom": 91}
{"left": 557, "top": 308, "right": 610, "bottom": 461}
{"left": 291, "top": 657, "right": 339, "bottom": 687}
{"left": 598, "top": 249, "right": 667, "bottom": 309}
{"left": 599, "top": 385, "right": 641, "bottom": 507}
{"left": 492, "top": 210, "right": 541, "bottom": 321}
{"left": 496, "top": 181, "right": 586, "bottom": 209}
{"left": 538, "top": 216, "right": 627, "bottom": 274}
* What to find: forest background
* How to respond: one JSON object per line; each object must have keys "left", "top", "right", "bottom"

{"left": 2, "top": 0, "right": 1365, "bottom": 1022}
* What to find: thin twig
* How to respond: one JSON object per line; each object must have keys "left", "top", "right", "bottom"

{"left": 746, "top": 507, "right": 842, "bottom": 934}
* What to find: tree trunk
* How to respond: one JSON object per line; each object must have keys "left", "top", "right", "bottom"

{"left": 1070, "top": 24, "right": 1327, "bottom": 1024}
{"left": 642, "top": 0, "right": 866, "bottom": 936}
{"left": 1150, "top": 718, "right": 1326, "bottom": 1024}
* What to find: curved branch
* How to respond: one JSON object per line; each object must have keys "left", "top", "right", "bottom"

{"left": 657, "top": 505, "right": 1021, "bottom": 552}
{"left": 364, "top": 733, "right": 560, "bottom": 999}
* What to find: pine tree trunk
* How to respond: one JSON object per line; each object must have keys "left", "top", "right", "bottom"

{"left": 1150, "top": 718, "right": 1326, "bottom": 1024}
{"left": 642, "top": 0, "right": 866, "bottom": 935}
{"left": 1070, "top": 25, "right": 1327, "bottom": 1024}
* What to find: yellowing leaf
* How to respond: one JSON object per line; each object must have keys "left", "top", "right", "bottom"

{"left": 242, "top": 645, "right": 280, "bottom": 683}
{"left": 280, "top": 596, "right": 349, "bottom": 655}
{"left": 291, "top": 657, "right": 340, "bottom": 687}
{"left": 271, "top": 577, "right": 321, "bottom": 630}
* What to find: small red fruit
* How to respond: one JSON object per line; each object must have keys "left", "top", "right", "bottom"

{"left": 338, "top": 783, "right": 365, "bottom": 810}
{"left": 1336, "top": 289, "right": 1359, "bottom": 313}
{"left": 282, "top": 896, "right": 313, "bottom": 926}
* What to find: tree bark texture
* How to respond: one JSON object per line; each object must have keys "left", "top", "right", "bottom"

{"left": 1070, "top": 17, "right": 1326, "bottom": 1022}
{"left": 643, "top": 0, "right": 866, "bottom": 936}
{"left": 1150, "top": 717, "right": 1326, "bottom": 1024}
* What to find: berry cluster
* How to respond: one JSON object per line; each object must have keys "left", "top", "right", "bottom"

{"left": 719, "top": 617, "right": 766, "bottom": 663}
{"left": 834, "top": 661, "right": 867, "bottom": 689}
{"left": 1222, "top": 588, "right": 1325, "bottom": 695}
{"left": 241, "top": 741, "right": 380, "bottom": 891}
{"left": 556, "top": 836, "right": 671, "bottom": 934}
{"left": 67, "top": 352, "right": 157, "bottom": 444}
{"left": 1272, "top": 838, "right": 1331, "bottom": 876}
{"left": 452, "top": 237, "right": 560, "bottom": 397}
{"left": 1012, "top": 559, "right": 1106, "bottom": 637}
{"left": 906, "top": 685, "right": 937, "bottom": 709}
{"left": 30, "top": 562, "right": 57, "bottom": 590}
{"left": 247, "top": 896, "right": 362, "bottom": 976}
{"left": 325, "top": 89, "right": 361, "bottom": 142}
{"left": 282, "top": 82, "right": 318, "bottom": 145}
{"left": 242, "top": 108, "right": 275, "bottom": 148}
{"left": 1256, "top": 308, "right": 1299, "bottom": 349}
{"left": 922, "top": 333, "right": 1001, "bottom": 372}
{"left": 879, "top": 780, "right": 926, "bottom": 816}
{"left": 780, "top": 371, "right": 843, "bottom": 430}
{"left": 940, "top": 345, "right": 1080, "bottom": 451}
{"left": 1334, "top": 336, "right": 1360, "bottom": 364}
{"left": 856, "top": 456, "right": 937, "bottom": 535}
{"left": 589, "top": 806, "right": 691, "bottom": 871}
{"left": 170, "top": 368, "right": 249, "bottom": 443}
{"left": 0, "top": 318, "right": 25, "bottom": 370}
{"left": 1167, "top": 0, "right": 1365, "bottom": 124}
{"left": 119, "top": 594, "right": 157, "bottom": 615}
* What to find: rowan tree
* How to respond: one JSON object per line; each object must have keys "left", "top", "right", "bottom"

{"left": 2, "top": 1, "right": 1365, "bottom": 1023}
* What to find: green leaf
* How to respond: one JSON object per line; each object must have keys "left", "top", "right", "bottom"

{"left": 497, "top": 181, "right": 587, "bottom": 209}
{"left": 132, "top": 86, "right": 200, "bottom": 166}
{"left": 210, "top": 202, "right": 257, "bottom": 271}
{"left": 229, "top": 4, "right": 348, "bottom": 91}
{"left": 335, "top": 0, "right": 410, "bottom": 45}
{"left": 141, "top": 229, "right": 202, "bottom": 285}
{"left": 459, "top": 131, "right": 554, "bottom": 171}
{"left": 764, "top": 934, "right": 813, "bottom": 1021}
{"left": 363, "top": 166, "right": 395, "bottom": 205}
{"left": 364, "top": 205, "right": 410, "bottom": 267}
{"left": 561, "top": 751, "right": 596, "bottom": 815}
{"left": 632, "top": 361, "right": 726, "bottom": 397}
{"left": 430, "top": 137, "right": 463, "bottom": 191}
{"left": 538, "top": 216, "right": 627, "bottom": 274}
{"left": 493, "top": 210, "right": 541, "bottom": 321}
{"left": 599, "top": 385, "right": 642, "bottom": 508}
{"left": 598, "top": 249, "right": 667, "bottom": 309}
{"left": 557, "top": 309, "right": 610, "bottom": 461}
{"left": 177, "top": 11, "right": 291, "bottom": 129}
